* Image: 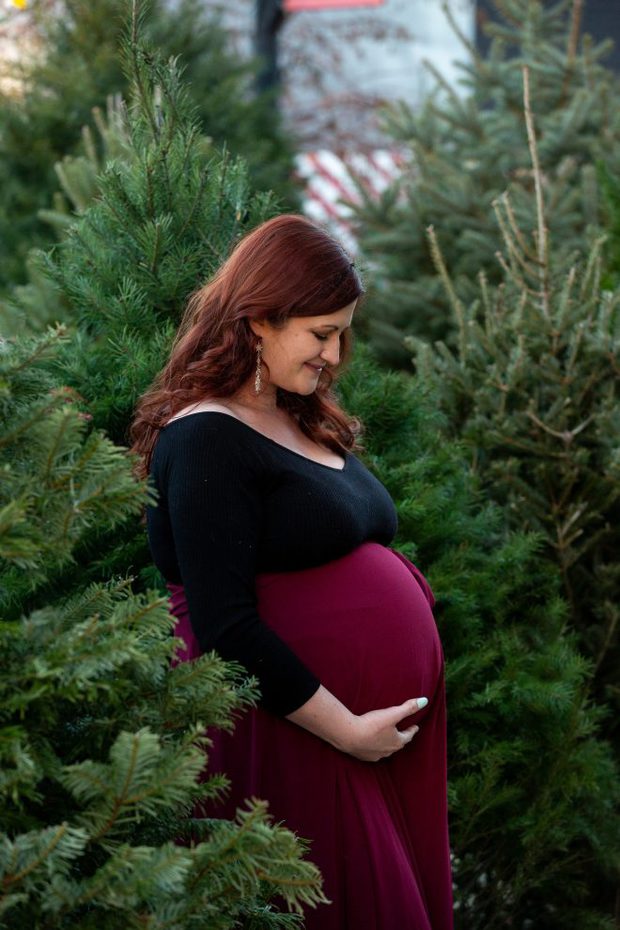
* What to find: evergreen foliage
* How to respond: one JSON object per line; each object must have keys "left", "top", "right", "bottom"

{"left": 4, "top": 5, "right": 617, "bottom": 925}
{"left": 0, "top": 329, "right": 324, "bottom": 928}
{"left": 410, "top": 63, "right": 620, "bottom": 714}
{"left": 42, "top": 94, "right": 132, "bottom": 237}
{"left": 0, "top": 19, "right": 323, "bottom": 926}
{"left": 0, "top": 0, "right": 297, "bottom": 292}
{"left": 352, "top": 0, "right": 620, "bottom": 364}
{"left": 1, "top": 6, "right": 279, "bottom": 603}
{"left": 339, "top": 344, "right": 620, "bottom": 930}
{"left": 38, "top": 13, "right": 277, "bottom": 449}
{"left": 391, "top": 67, "right": 620, "bottom": 924}
{"left": 0, "top": 96, "right": 129, "bottom": 336}
{"left": 597, "top": 159, "right": 620, "bottom": 287}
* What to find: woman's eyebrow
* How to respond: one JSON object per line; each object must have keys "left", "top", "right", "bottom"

{"left": 313, "top": 324, "right": 340, "bottom": 331}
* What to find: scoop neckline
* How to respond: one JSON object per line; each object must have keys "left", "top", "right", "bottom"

{"left": 163, "top": 410, "right": 349, "bottom": 473}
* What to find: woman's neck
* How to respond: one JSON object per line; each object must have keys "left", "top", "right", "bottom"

{"left": 227, "top": 380, "right": 281, "bottom": 418}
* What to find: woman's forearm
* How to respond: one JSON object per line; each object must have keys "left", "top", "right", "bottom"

{"left": 285, "top": 684, "right": 358, "bottom": 753}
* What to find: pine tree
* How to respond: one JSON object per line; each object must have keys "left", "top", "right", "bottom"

{"left": 42, "top": 94, "right": 133, "bottom": 235}
{"left": 0, "top": 328, "right": 324, "bottom": 929}
{"left": 1, "top": 5, "right": 281, "bottom": 601}
{"left": 352, "top": 0, "right": 620, "bottom": 365}
{"left": 0, "top": 0, "right": 297, "bottom": 292}
{"left": 338, "top": 344, "right": 619, "bottom": 930}
{"left": 1, "top": 22, "right": 325, "bottom": 923}
{"left": 1, "top": 94, "right": 142, "bottom": 337}
{"left": 41, "top": 12, "right": 278, "bottom": 446}
{"left": 398, "top": 66, "right": 620, "bottom": 922}
{"left": 0, "top": 95, "right": 129, "bottom": 336}
{"left": 596, "top": 158, "right": 620, "bottom": 287}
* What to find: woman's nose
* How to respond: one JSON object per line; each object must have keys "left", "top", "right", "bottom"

{"left": 320, "top": 337, "right": 340, "bottom": 366}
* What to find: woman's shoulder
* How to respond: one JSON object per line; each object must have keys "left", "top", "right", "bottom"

{"left": 154, "top": 406, "right": 269, "bottom": 476}
{"left": 164, "top": 401, "right": 240, "bottom": 428}
{"left": 161, "top": 404, "right": 252, "bottom": 443}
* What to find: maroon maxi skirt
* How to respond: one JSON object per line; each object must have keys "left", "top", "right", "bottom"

{"left": 168, "top": 541, "right": 452, "bottom": 930}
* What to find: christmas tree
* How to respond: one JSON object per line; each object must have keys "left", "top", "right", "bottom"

{"left": 596, "top": 157, "right": 620, "bottom": 287}
{"left": 411, "top": 60, "right": 620, "bottom": 710}
{"left": 41, "top": 11, "right": 278, "bottom": 445}
{"left": 1, "top": 95, "right": 129, "bottom": 336}
{"left": 1, "top": 21, "right": 325, "bottom": 923}
{"left": 0, "top": 327, "right": 324, "bottom": 928}
{"left": 1, "top": 4, "right": 281, "bottom": 605}
{"left": 0, "top": 0, "right": 297, "bottom": 292}
{"left": 399, "top": 65, "right": 620, "bottom": 924}
{"left": 339, "top": 345, "right": 619, "bottom": 929}
{"left": 352, "top": 0, "right": 620, "bottom": 364}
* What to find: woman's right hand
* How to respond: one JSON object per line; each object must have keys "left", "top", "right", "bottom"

{"left": 344, "top": 697, "right": 427, "bottom": 762}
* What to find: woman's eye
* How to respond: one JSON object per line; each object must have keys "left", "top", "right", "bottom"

{"left": 313, "top": 333, "right": 329, "bottom": 342}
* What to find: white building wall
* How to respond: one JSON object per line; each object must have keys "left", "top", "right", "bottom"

{"left": 166, "top": 0, "right": 475, "bottom": 150}
{"left": 280, "top": 0, "right": 475, "bottom": 149}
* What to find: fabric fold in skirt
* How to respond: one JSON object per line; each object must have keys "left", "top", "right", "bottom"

{"left": 168, "top": 541, "right": 453, "bottom": 930}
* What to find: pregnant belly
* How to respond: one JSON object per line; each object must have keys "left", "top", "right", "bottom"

{"left": 255, "top": 542, "right": 444, "bottom": 716}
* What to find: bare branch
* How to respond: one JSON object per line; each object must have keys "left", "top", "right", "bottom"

{"left": 426, "top": 225, "right": 467, "bottom": 357}
{"left": 522, "top": 66, "right": 550, "bottom": 320}
{"left": 563, "top": 0, "right": 584, "bottom": 97}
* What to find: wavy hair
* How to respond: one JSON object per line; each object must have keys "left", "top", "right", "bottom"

{"left": 130, "top": 214, "right": 365, "bottom": 477}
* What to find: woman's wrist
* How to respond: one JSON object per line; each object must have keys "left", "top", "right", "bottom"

{"left": 285, "top": 684, "right": 358, "bottom": 753}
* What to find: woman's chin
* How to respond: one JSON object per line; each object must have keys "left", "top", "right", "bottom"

{"left": 276, "top": 374, "right": 321, "bottom": 396}
{"left": 290, "top": 378, "right": 320, "bottom": 396}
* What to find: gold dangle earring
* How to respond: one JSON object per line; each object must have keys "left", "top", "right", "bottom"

{"left": 254, "top": 339, "right": 263, "bottom": 395}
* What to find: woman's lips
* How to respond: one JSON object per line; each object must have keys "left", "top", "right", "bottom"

{"left": 305, "top": 363, "right": 323, "bottom": 373}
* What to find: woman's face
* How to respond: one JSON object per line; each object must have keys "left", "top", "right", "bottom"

{"left": 252, "top": 300, "right": 356, "bottom": 396}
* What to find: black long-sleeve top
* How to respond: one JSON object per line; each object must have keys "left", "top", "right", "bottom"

{"left": 146, "top": 412, "right": 398, "bottom": 716}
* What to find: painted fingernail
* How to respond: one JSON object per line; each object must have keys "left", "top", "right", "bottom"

{"left": 417, "top": 697, "right": 428, "bottom": 709}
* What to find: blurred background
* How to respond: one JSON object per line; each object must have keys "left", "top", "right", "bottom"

{"left": 2, "top": 0, "right": 620, "bottom": 257}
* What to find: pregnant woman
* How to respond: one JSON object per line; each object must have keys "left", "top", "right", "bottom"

{"left": 131, "top": 214, "right": 453, "bottom": 929}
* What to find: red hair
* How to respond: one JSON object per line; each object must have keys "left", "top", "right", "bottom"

{"left": 130, "top": 214, "right": 365, "bottom": 477}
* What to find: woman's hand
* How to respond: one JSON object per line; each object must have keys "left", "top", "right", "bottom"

{"left": 286, "top": 686, "right": 428, "bottom": 762}
{"left": 344, "top": 698, "right": 427, "bottom": 762}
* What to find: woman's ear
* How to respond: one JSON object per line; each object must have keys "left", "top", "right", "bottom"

{"left": 248, "top": 319, "right": 267, "bottom": 339}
